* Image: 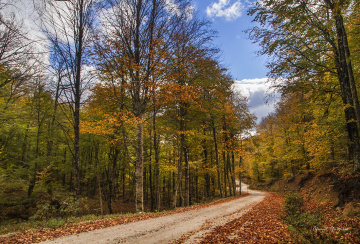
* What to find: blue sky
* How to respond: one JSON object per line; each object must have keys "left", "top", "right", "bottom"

{"left": 193, "top": 0, "right": 268, "bottom": 80}
{"left": 192, "top": 0, "right": 277, "bottom": 122}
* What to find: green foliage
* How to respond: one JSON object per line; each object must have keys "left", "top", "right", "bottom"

{"left": 44, "top": 218, "right": 66, "bottom": 229}
{"left": 283, "top": 193, "right": 341, "bottom": 244}
{"left": 284, "top": 193, "right": 321, "bottom": 243}
{"left": 31, "top": 197, "right": 80, "bottom": 221}
{"left": 284, "top": 193, "right": 304, "bottom": 217}
{"left": 30, "top": 203, "right": 55, "bottom": 221}
{"left": 247, "top": 0, "right": 360, "bottom": 173}
{"left": 248, "top": 90, "right": 349, "bottom": 184}
{"left": 0, "top": 175, "right": 31, "bottom": 220}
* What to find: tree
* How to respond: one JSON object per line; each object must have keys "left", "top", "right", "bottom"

{"left": 164, "top": 13, "right": 217, "bottom": 207}
{"left": 0, "top": 0, "right": 259, "bottom": 221}
{"left": 251, "top": 85, "right": 349, "bottom": 182}
{"left": 94, "top": 0, "right": 198, "bottom": 212}
{"left": 248, "top": 0, "right": 360, "bottom": 171}
{"left": 37, "top": 0, "right": 100, "bottom": 196}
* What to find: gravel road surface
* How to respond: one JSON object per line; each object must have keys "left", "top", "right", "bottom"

{"left": 42, "top": 184, "right": 266, "bottom": 244}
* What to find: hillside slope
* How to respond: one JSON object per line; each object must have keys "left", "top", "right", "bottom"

{"left": 252, "top": 172, "right": 360, "bottom": 243}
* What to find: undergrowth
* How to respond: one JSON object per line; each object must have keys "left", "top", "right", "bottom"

{"left": 283, "top": 193, "right": 338, "bottom": 244}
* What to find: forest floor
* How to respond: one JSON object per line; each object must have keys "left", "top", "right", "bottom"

{"left": 0, "top": 183, "right": 294, "bottom": 244}
{"left": 174, "top": 193, "right": 291, "bottom": 244}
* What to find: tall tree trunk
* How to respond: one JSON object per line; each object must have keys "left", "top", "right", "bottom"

{"left": 144, "top": 165, "right": 148, "bottom": 206}
{"left": 28, "top": 93, "right": 43, "bottom": 198}
{"left": 330, "top": 2, "right": 360, "bottom": 131}
{"left": 227, "top": 152, "right": 234, "bottom": 196}
{"left": 122, "top": 165, "right": 126, "bottom": 202}
{"left": 174, "top": 103, "right": 188, "bottom": 207}
{"left": 231, "top": 152, "right": 236, "bottom": 196}
{"left": 97, "top": 172, "right": 104, "bottom": 216}
{"left": 211, "top": 119, "right": 223, "bottom": 198}
{"left": 223, "top": 151, "right": 228, "bottom": 197}
{"left": 28, "top": 162, "right": 37, "bottom": 198}
{"left": 180, "top": 103, "right": 190, "bottom": 207}
{"left": 135, "top": 120, "right": 144, "bottom": 212}
{"left": 334, "top": 27, "right": 360, "bottom": 172}
{"left": 195, "top": 167, "right": 199, "bottom": 202}
{"left": 28, "top": 126, "right": 41, "bottom": 197}
{"left": 105, "top": 151, "right": 113, "bottom": 214}
{"left": 239, "top": 139, "right": 243, "bottom": 195}
{"left": 153, "top": 107, "right": 161, "bottom": 211}
{"left": 239, "top": 169, "right": 242, "bottom": 195}
{"left": 94, "top": 142, "right": 104, "bottom": 216}
{"left": 202, "top": 127, "right": 210, "bottom": 198}
{"left": 133, "top": 0, "right": 145, "bottom": 212}
{"left": 149, "top": 162, "right": 154, "bottom": 211}
{"left": 47, "top": 72, "right": 61, "bottom": 159}
{"left": 222, "top": 116, "right": 233, "bottom": 196}
{"left": 109, "top": 147, "right": 119, "bottom": 214}
{"left": 173, "top": 145, "right": 183, "bottom": 208}
{"left": 73, "top": 0, "right": 85, "bottom": 198}
{"left": 324, "top": 0, "right": 360, "bottom": 172}
{"left": 184, "top": 146, "right": 190, "bottom": 207}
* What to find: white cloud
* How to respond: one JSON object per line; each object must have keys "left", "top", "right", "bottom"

{"left": 1, "top": 0, "right": 49, "bottom": 67}
{"left": 184, "top": 4, "right": 195, "bottom": 20}
{"left": 206, "top": 0, "right": 244, "bottom": 21}
{"left": 165, "top": 0, "right": 181, "bottom": 16}
{"left": 2, "top": 0, "right": 45, "bottom": 41}
{"left": 233, "top": 78, "right": 269, "bottom": 98}
{"left": 233, "top": 78, "right": 280, "bottom": 122}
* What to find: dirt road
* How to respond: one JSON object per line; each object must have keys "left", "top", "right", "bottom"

{"left": 42, "top": 184, "right": 266, "bottom": 244}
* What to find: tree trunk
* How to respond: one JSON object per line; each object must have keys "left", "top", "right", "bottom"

{"left": 153, "top": 107, "right": 161, "bottom": 211}
{"left": 228, "top": 152, "right": 234, "bottom": 196}
{"left": 211, "top": 119, "right": 223, "bottom": 198}
{"left": 202, "top": 127, "right": 210, "bottom": 198}
{"left": 332, "top": 4, "right": 360, "bottom": 131}
{"left": 231, "top": 152, "right": 236, "bottom": 196}
{"left": 135, "top": 120, "right": 144, "bottom": 212}
{"left": 27, "top": 162, "right": 37, "bottom": 198}
{"left": 325, "top": 0, "right": 360, "bottom": 172}
{"left": 106, "top": 161, "right": 113, "bottom": 214}
{"left": 144, "top": 165, "right": 148, "bottom": 206}
{"left": 73, "top": 0, "right": 85, "bottom": 199}
{"left": 28, "top": 108, "right": 42, "bottom": 198}
{"left": 109, "top": 147, "right": 119, "bottom": 214}
{"left": 173, "top": 146, "right": 183, "bottom": 208}
{"left": 149, "top": 162, "right": 154, "bottom": 211}
{"left": 174, "top": 102, "right": 188, "bottom": 207}
{"left": 122, "top": 165, "right": 126, "bottom": 202}
{"left": 184, "top": 147, "right": 190, "bottom": 207}
{"left": 195, "top": 167, "right": 199, "bottom": 202}
{"left": 47, "top": 71, "right": 61, "bottom": 159}
{"left": 223, "top": 151, "right": 228, "bottom": 197}
{"left": 239, "top": 140, "right": 243, "bottom": 195}
{"left": 97, "top": 173, "right": 104, "bottom": 216}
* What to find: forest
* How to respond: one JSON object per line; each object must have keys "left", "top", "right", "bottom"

{"left": 1, "top": 0, "right": 360, "bottom": 231}
{"left": 245, "top": 0, "right": 360, "bottom": 183}
{"left": 0, "top": 0, "right": 254, "bottom": 222}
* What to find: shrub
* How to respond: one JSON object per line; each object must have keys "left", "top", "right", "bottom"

{"left": 30, "top": 196, "right": 80, "bottom": 221}
{"left": 284, "top": 193, "right": 304, "bottom": 217}
{"left": 283, "top": 193, "right": 322, "bottom": 243}
{"left": 45, "top": 218, "right": 66, "bottom": 229}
